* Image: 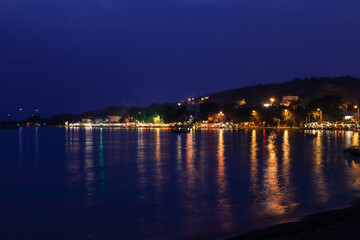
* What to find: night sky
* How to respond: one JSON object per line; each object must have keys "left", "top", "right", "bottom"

{"left": 1, "top": 0, "right": 359, "bottom": 118}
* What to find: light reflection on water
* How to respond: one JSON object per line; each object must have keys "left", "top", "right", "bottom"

{"left": 3, "top": 128, "right": 360, "bottom": 240}
{"left": 153, "top": 128, "right": 162, "bottom": 194}
{"left": 312, "top": 131, "right": 329, "bottom": 202}
{"left": 185, "top": 131, "right": 195, "bottom": 195}
{"left": 250, "top": 130, "right": 258, "bottom": 194}
{"left": 137, "top": 128, "right": 146, "bottom": 192}
{"left": 216, "top": 130, "right": 233, "bottom": 229}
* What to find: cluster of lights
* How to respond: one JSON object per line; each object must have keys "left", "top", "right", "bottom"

{"left": 201, "top": 96, "right": 210, "bottom": 101}
{"left": 178, "top": 96, "right": 210, "bottom": 106}
{"left": 263, "top": 98, "right": 275, "bottom": 107}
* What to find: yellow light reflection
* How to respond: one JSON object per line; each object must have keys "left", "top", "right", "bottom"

{"left": 154, "top": 128, "right": 163, "bottom": 193}
{"left": 346, "top": 160, "right": 360, "bottom": 190}
{"left": 345, "top": 131, "right": 352, "bottom": 147}
{"left": 216, "top": 130, "right": 232, "bottom": 229}
{"left": 261, "top": 131, "right": 297, "bottom": 215}
{"left": 352, "top": 132, "right": 359, "bottom": 146}
{"left": 282, "top": 130, "right": 291, "bottom": 188}
{"left": 312, "top": 132, "right": 329, "bottom": 202}
{"left": 250, "top": 130, "right": 258, "bottom": 192}
{"left": 217, "top": 130, "right": 226, "bottom": 195}
{"left": 263, "top": 132, "right": 283, "bottom": 214}
{"left": 185, "top": 132, "right": 195, "bottom": 193}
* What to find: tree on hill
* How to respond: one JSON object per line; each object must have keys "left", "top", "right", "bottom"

{"left": 200, "top": 102, "right": 220, "bottom": 113}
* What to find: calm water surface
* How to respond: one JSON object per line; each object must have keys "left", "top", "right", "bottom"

{"left": 1, "top": 127, "right": 360, "bottom": 240}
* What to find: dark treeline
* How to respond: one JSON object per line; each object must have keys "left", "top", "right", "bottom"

{"left": 18, "top": 93, "right": 357, "bottom": 127}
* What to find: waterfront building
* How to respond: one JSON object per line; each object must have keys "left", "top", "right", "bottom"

{"left": 281, "top": 95, "right": 299, "bottom": 107}
{"left": 108, "top": 116, "right": 121, "bottom": 123}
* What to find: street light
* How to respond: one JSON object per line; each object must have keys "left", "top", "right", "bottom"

{"left": 270, "top": 98, "right": 275, "bottom": 105}
{"left": 252, "top": 110, "right": 257, "bottom": 124}
{"left": 283, "top": 109, "right": 290, "bottom": 121}
{"left": 355, "top": 105, "right": 359, "bottom": 120}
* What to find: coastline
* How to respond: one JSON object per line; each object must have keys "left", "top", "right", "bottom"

{"left": 225, "top": 198, "right": 360, "bottom": 240}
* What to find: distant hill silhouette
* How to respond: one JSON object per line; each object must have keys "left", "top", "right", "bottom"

{"left": 45, "top": 76, "right": 360, "bottom": 124}
{"left": 203, "top": 76, "right": 360, "bottom": 105}
{"left": 45, "top": 106, "right": 128, "bottom": 125}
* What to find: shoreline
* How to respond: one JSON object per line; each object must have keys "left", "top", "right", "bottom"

{"left": 224, "top": 198, "right": 360, "bottom": 240}
{"left": 61, "top": 125, "right": 358, "bottom": 131}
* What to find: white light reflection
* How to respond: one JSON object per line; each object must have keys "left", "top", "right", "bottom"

{"left": 84, "top": 127, "right": 95, "bottom": 206}
{"left": 65, "top": 127, "right": 81, "bottom": 206}
{"left": 176, "top": 134, "right": 183, "bottom": 173}
{"left": 99, "top": 128, "right": 105, "bottom": 192}
{"left": 136, "top": 128, "right": 146, "bottom": 192}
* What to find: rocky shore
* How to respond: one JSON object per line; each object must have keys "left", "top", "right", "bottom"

{"left": 227, "top": 198, "right": 360, "bottom": 240}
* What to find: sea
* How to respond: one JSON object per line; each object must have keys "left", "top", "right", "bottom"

{"left": 1, "top": 127, "right": 360, "bottom": 240}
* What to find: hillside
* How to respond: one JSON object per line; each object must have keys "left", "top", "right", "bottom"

{"left": 203, "top": 76, "right": 360, "bottom": 105}
{"left": 44, "top": 76, "right": 360, "bottom": 124}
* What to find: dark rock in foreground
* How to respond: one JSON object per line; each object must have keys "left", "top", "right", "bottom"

{"left": 228, "top": 199, "right": 360, "bottom": 240}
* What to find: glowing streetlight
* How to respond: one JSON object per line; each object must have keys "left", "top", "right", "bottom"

{"left": 355, "top": 105, "right": 359, "bottom": 120}
{"left": 283, "top": 109, "right": 290, "bottom": 121}
{"left": 251, "top": 110, "right": 257, "bottom": 124}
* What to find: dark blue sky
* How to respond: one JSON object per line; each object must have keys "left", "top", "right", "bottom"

{"left": 1, "top": 0, "right": 359, "bottom": 118}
